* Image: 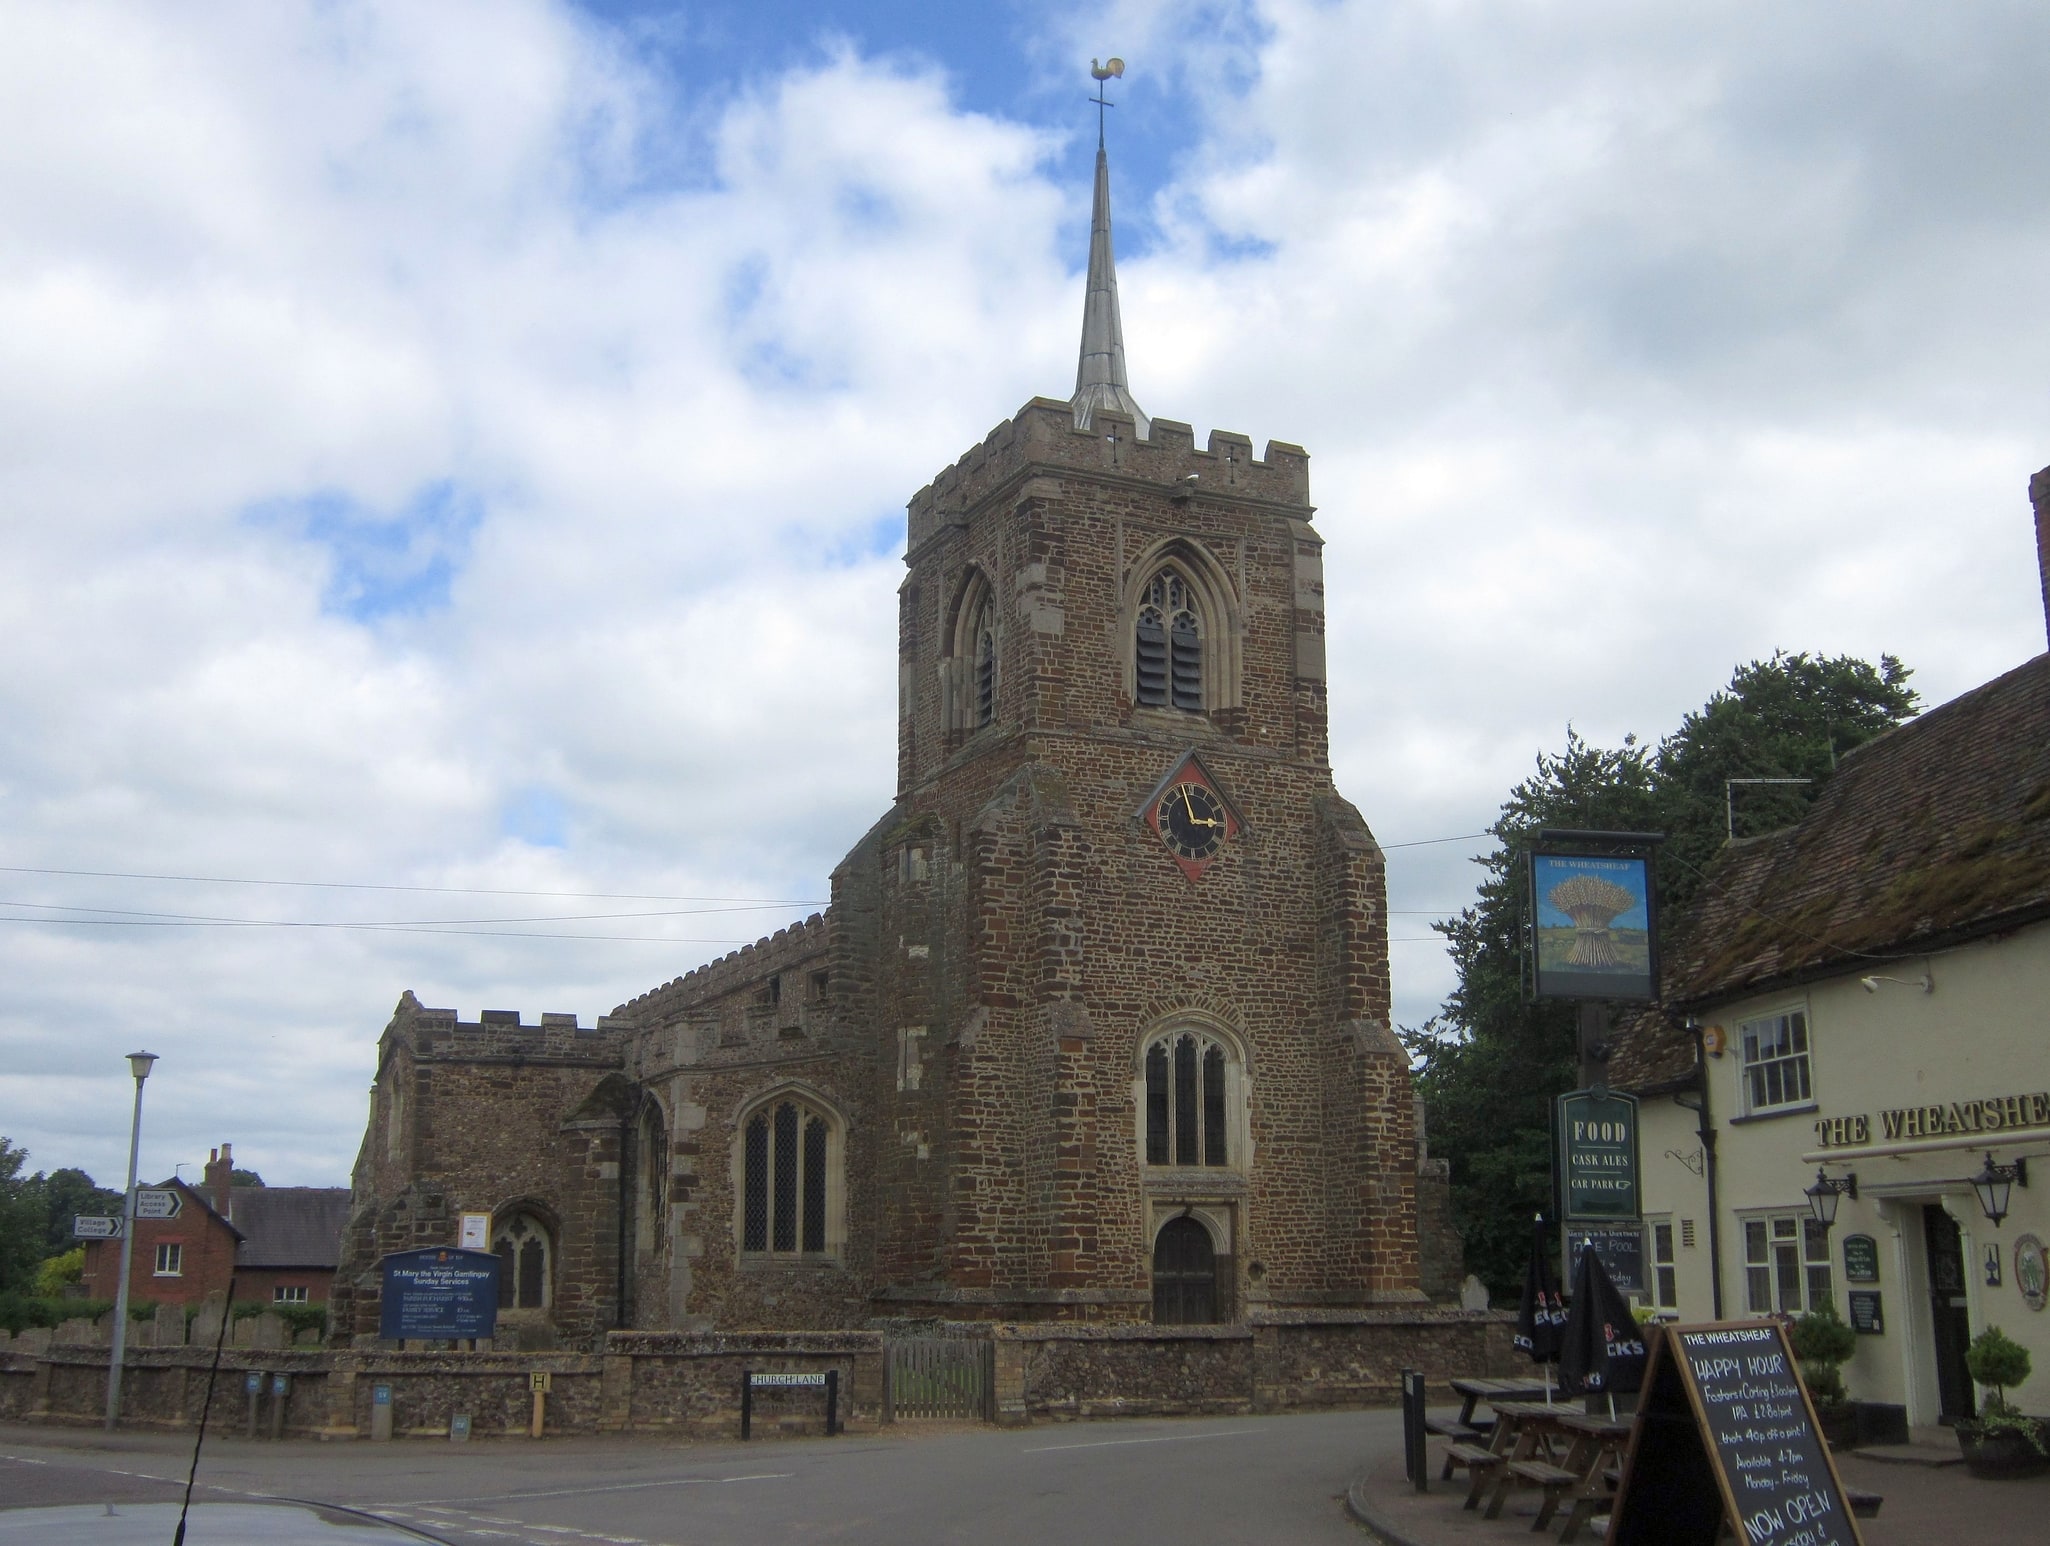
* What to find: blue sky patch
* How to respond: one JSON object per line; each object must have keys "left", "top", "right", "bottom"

{"left": 250, "top": 480, "right": 482, "bottom": 623}
{"left": 502, "top": 786, "right": 573, "bottom": 849}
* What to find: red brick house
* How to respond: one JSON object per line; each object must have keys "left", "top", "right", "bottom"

{"left": 79, "top": 1143, "right": 349, "bottom": 1310}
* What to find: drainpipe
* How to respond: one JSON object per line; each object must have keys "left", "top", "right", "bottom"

{"left": 1678, "top": 1021, "right": 1725, "bottom": 1319}
{"left": 616, "top": 1106, "right": 631, "bottom": 1331}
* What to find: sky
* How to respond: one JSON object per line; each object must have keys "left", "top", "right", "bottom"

{"left": 3, "top": 0, "right": 2046, "bottom": 1191}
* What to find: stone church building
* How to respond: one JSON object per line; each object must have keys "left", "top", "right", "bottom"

{"left": 331, "top": 137, "right": 1444, "bottom": 1349}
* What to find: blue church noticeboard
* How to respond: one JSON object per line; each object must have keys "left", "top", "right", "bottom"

{"left": 379, "top": 1247, "right": 500, "bottom": 1340}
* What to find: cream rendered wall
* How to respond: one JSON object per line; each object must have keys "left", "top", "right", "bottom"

{"left": 1636, "top": 918, "right": 2050, "bottom": 1426}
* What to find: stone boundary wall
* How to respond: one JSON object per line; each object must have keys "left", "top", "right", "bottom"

{"left": 0, "top": 1312, "right": 1513, "bottom": 1439}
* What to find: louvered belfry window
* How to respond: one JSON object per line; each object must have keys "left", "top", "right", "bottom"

{"left": 742, "top": 1098, "right": 833, "bottom": 1256}
{"left": 974, "top": 620, "right": 996, "bottom": 727}
{"left": 1143, "top": 1031, "right": 1234, "bottom": 1168}
{"left": 1136, "top": 571, "right": 1201, "bottom": 711}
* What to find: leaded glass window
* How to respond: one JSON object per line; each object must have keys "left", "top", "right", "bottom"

{"left": 1142, "top": 1030, "right": 1237, "bottom": 1168}
{"left": 741, "top": 1097, "right": 836, "bottom": 1257}
{"left": 1136, "top": 571, "right": 1201, "bottom": 711}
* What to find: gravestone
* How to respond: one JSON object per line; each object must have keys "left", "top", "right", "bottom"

{"left": 1459, "top": 1274, "right": 1491, "bottom": 1312}
{"left": 55, "top": 1317, "right": 96, "bottom": 1345}
{"left": 250, "top": 1313, "right": 286, "bottom": 1350}
{"left": 190, "top": 1296, "right": 226, "bottom": 1351}
{"left": 16, "top": 1327, "right": 52, "bottom": 1354}
{"left": 154, "top": 1302, "right": 187, "bottom": 1348}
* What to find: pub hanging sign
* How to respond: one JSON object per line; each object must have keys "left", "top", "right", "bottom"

{"left": 1558, "top": 1088, "right": 1642, "bottom": 1222}
{"left": 1528, "top": 832, "right": 1662, "bottom": 1003}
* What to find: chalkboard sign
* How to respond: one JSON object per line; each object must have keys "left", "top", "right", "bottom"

{"left": 1841, "top": 1234, "right": 1878, "bottom": 1284}
{"left": 1609, "top": 1321, "right": 1863, "bottom": 1546}
{"left": 1847, "top": 1291, "right": 1883, "bottom": 1334}
{"left": 1567, "top": 1222, "right": 1646, "bottom": 1294}
{"left": 379, "top": 1247, "right": 500, "bottom": 1341}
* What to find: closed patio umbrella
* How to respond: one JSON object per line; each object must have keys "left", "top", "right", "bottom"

{"left": 1513, "top": 1215, "right": 1567, "bottom": 1402}
{"left": 1559, "top": 1237, "right": 1648, "bottom": 1404}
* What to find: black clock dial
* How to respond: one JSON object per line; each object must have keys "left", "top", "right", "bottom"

{"left": 1157, "top": 781, "right": 1227, "bottom": 860}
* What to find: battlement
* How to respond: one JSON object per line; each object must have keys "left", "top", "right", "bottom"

{"left": 381, "top": 992, "right": 629, "bottom": 1063}
{"left": 613, "top": 910, "right": 835, "bottom": 1024}
{"left": 906, "top": 399, "right": 1311, "bottom": 554}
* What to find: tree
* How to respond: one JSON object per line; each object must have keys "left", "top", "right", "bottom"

{"left": 34, "top": 1168, "right": 123, "bottom": 1255}
{"left": 1409, "top": 653, "right": 1919, "bottom": 1298}
{"left": 0, "top": 1139, "right": 45, "bottom": 1295}
{"left": 230, "top": 1168, "right": 265, "bottom": 1188}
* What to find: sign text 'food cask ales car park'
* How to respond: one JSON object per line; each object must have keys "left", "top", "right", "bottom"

{"left": 1609, "top": 1320, "right": 1862, "bottom": 1546}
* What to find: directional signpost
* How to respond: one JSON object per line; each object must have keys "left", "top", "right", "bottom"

{"left": 73, "top": 1216, "right": 123, "bottom": 1239}
{"left": 133, "top": 1189, "right": 182, "bottom": 1220}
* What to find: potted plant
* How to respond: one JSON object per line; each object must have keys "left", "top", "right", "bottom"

{"left": 1955, "top": 1326, "right": 2047, "bottom": 1479}
{"left": 1789, "top": 1302, "right": 1859, "bottom": 1449}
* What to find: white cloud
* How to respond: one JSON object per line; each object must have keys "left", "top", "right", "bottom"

{"left": 2, "top": 0, "right": 2045, "bottom": 1185}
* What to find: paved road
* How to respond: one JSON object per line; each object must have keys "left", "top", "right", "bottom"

{"left": 0, "top": 1412, "right": 1390, "bottom": 1545}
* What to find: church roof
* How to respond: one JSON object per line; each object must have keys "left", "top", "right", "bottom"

{"left": 227, "top": 1187, "right": 352, "bottom": 1269}
{"left": 1070, "top": 144, "right": 1148, "bottom": 438}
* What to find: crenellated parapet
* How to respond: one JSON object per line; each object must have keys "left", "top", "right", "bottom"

{"left": 614, "top": 911, "right": 835, "bottom": 1027}
{"left": 377, "top": 991, "right": 629, "bottom": 1070}
{"left": 906, "top": 399, "right": 1311, "bottom": 556}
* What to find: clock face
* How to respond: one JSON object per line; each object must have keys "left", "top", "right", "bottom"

{"left": 1157, "top": 781, "right": 1228, "bottom": 861}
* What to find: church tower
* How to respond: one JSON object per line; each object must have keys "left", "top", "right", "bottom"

{"left": 331, "top": 77, "right": 1425, "bottom": 1347}
{"left": 843, "top": 98, "right": 1422, "bottom": 1321}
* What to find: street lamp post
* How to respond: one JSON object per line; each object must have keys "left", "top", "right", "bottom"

{"left": 104, "top": 1051, "right": 158, "bottom": 1431}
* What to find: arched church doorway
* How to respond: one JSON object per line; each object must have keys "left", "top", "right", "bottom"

{"left": 1152, "top": 1215, "right": 1218, "bottom": 1324}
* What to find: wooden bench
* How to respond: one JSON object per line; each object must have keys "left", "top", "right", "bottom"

{"left": 1444, "top": 1442, "right": 1503, "bottom": 1508}
{"left": 1427, "top": 1417, "right": 1487, "bottom": 1477}
{"left": 1505, "top": 1459, "right": 1579, "bottom": 1529}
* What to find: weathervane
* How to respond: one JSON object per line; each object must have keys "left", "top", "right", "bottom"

{"left": 1089, "top": 57, "right": 1125, "bottom": 148}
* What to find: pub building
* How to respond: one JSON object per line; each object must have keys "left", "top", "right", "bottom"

{"left": 1609, "top": 466, "right": 2050, "bottom": 1429}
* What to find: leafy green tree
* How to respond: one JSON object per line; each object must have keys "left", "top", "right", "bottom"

{"left": 0, "top": 1139, "right": 45, "bottom": 1295}
{"left": 1410, "top": 654, "right": 1919, "bottom": 1298}
{"left": 33, "top": 1168, "right": 123, "bottom": 1255}
{"left": 35, "top": 1245, "right": 84, "bottom": 1298}
{"left": 230, "top": 1168, "right": 265, "bottom": 1188}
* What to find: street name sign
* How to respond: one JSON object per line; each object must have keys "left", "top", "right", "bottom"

{"left": 72, "top": 1215, "right": 122, "bottom": 1239}
{"left": 133, "top": 1189, "right": 182, "bottom": 1220}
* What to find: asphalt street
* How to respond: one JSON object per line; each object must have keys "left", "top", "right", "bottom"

{"left": 0, "top": 1411, "right": 1389, "bottom": 1546}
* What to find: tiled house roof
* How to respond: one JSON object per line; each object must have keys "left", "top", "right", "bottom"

{"left": 1606, "top": 1004, "right": 1696, "bottom": 1097}
{"left": 1664, "top": 652, "right": 2050, "bottom": 1009}
{"left": 226, "top": 1187, "right": 351, "bottom": 1269}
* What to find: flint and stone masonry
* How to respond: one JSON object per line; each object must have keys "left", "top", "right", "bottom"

{"left": 331, "top": 139, "right": 1454, "bottom": 1350}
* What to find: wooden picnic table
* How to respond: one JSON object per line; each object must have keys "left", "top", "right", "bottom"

{"left": 1446, "top": 1375, "right": 1558, "bottom": 1426}
{"left": 1548, "top": 1411, "right": 1632, "bottom": 1541}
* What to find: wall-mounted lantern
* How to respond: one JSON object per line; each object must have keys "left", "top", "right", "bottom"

{"left": 1804, "top": 1167, "right": 1858, "bottom": 1229}
{"left": 1970, "top": 1152, "right": 2028, "bottom": 1228}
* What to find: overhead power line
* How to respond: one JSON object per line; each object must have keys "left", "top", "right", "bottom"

{"left": 0, "top": 864, "right": 826, "bottom": 907}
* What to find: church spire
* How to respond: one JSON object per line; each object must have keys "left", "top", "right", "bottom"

{"left": 1072, "top": 60, "right": 1147, "bottom": 438}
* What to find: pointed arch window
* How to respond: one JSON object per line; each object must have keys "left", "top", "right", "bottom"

{"left": 947, "top": 569, "right": 998, "bottom": 733}
{"left": 740, "top": 1094, "right": 840, "bottom": 1257}
{"left": 1135, "top": 571, "right": 1203, "bottom": 712}
{"left": 1143, "top": 1029, "right": 1236, "bottom": 1168}
{"left": 493, "top": 1212, "right": 552, "bottom": 1310}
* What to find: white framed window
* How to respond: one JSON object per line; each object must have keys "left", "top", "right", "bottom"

{"left": 1647, "top": 1217, "right": 1678, "bottom": 1312}
{"left": 1740, "top": 1008, "right": 1813, "bottom": 1113}
{"left": 272, "top": 1284, "right": 308, "bottom": 1304}
{"left": 153, "top": 1242, "right": 182, "bottom": 1277}
{"left": 1743, "top": 1213, "right": 1833, "bottom": 1315}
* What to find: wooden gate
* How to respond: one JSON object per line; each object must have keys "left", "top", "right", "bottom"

{"left": 883, "top": 1337, "right": 994, "bottom": 1422}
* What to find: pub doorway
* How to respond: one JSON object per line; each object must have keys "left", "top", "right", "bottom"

{"left": 1921, "top": 1204, "right": 1975, "bottom": 1423}
{"left": 1152, "top": 1216, "right": 1219, "bottom": 1324}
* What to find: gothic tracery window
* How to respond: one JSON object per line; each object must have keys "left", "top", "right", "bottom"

{"left": 949, "top": 570, "right": 997, "bottom": 733}
{"left": 493, "top": 1212, "right": 551, "bottom": 1310}
{"left": 1135, "top": 570, "right": 1202, "bottom": 711}
{"left": 741, "top": 1096, "right": 835, "bottom": 1256}
{"left": 1143, "top": 1030, "right": 1235, "bottom": 1168}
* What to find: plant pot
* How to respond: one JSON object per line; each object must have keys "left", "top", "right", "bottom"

{"left": 1955, "top": 1423, "right": 2050, "bottom": 1480}
{"left": 1817, "top": 1404, "right": 1860, "bottom": 1451}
